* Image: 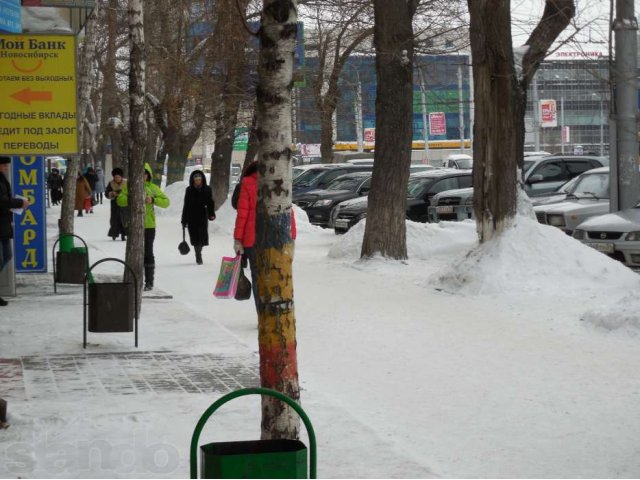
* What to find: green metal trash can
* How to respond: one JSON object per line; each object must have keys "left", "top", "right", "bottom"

{"left": 53, "top": 234, "right": 89, "bottom": 292}
{"left": 201, "top": 439, "right": 307, "bottom": 479}
{"left": 190, "top": 388, "right": 317, "bottom": 479}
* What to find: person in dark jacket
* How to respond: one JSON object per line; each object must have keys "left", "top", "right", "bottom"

{"left": 0, "top": 156, "right": 30, "bottom": 306}
{"left": 83, "top": 166, "right": 97, "bottom": 213}
{"left": 181, "top": 170, "right": 215, "bottom": 265}
{"left": 47, "top": 168, "right": 63, "bottom": 205}
{"left": 105, "top": 167, "right": 127, "bottom": 241}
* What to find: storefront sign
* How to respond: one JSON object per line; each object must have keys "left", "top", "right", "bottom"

{"left": 11, "top": 155, "right": 47, "bottom": 272}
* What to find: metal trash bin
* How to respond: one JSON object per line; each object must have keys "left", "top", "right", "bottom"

{"left": 52, "top": 234, "right": 89, "bottom": 292}
{"left": 83, "top": 258, "right": 139, "bottom": 348}
{"left": 190, "top": 388, "right": 317, "bottom": 479}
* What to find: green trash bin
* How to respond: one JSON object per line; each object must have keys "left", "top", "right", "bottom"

{"left": 190, "top": 388, "right": 317, "bottom": 479}
{"left": 52, "top": 234, "right": 89, "bottom": 292}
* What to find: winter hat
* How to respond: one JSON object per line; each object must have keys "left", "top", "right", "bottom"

{"left": 0, "top": 156, "right": 10, "bottom": 165}
{"left": 112, "top": 167, "right": 124, "bottom": 176}
{"left": 193, "top": 173, "right": 203, "bottom": 180}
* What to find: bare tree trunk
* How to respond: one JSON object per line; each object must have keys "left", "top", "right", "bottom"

{"left": 256, "top": 0, "right": 300, "bottom": 441}
{"left": 126, "top": 0, "right": 147, "bottom": 313}
{"left": 243, "top": 108, "right": 260, "bottom": 169}
{"left": 210, "top": 111, "right": 236, "bottom": 208}
{"left": 319, "top": 107, "right": 335, "bottom": 163}
{"left": 468, "top": 0, "right": 575, "bottom": 242}
{"left": 360, "top": 0, "right": 417, "bottom": 260}
{"left": 59, "top": 158, "right": 79, "bottom": 234}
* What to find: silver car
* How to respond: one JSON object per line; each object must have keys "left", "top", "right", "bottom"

{"left": 573, "top": 205, "right": 640, "bottom": 268}
{"left": 533, "top": 167, "right": 610, "bottom": 235}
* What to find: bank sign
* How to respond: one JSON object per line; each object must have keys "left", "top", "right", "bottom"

{"left": 0, "top": 34, "right": 78, "bottom": 155}
{"left": 12, "top": 155, "right": 47, "bottom": 272}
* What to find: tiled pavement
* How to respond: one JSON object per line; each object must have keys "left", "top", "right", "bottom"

{"left": 0, "top": 352, "right": 260, "bottom": 402}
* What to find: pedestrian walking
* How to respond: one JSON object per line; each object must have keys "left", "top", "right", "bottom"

{"left": 75, "top": 172, "right": 92, "bottom": 217}
{"left": 94, "top": 167, "right": 106, "bottom": 205}
{"left": 181, "top": 170, "right": 215, "bottom": 265}
{"left": 117, "top": 163, "right": 170, "bottom": 291}
{"left": 233, "top": 161, "right": 296, "bottom": 311}
{"left": 47, "top": 168, "right": 63, "bottom": 205}
{"left": 0, "top": 156, "right": 30, "bottom": 306}
{"left": 105, "top": 167, "right": 127, "bottom": 241}
{"left": 83, "top": 167, "right": 97, "bottom": 213}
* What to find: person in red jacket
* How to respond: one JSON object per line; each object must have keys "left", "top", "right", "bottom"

{"left": 233, "top": 161, "right": 296, "bottom": 311}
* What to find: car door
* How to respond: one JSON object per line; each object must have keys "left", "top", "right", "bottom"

{"left": 526, "top": 160, "right": 570, "bottom": 196}
{"left": 412, "top": 176, "right": 460, "bottom": 221}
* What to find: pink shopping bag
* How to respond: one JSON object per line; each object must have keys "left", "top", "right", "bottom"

{"left": 213, "top": 255, "right": 242, "bottom": 298}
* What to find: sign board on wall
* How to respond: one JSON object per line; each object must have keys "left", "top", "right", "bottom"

{"left": 539, "top": 99, "right": 558, "bottom": 128}
{"left": 0, "top": 0, "right": 20, "bottom": 33}
{"left": 0, "top": 34, "right": 78, "bottom": 155}
{"left": 429, "top": 112, "right": 446, "bottom": 136}
{"left": 300, "top": 143, "right": 321, "bottom": 156}
{"left": 364, "top": 128, "right": 375, "bottom": 143}
{"left": 11, "top": 155, "right": 47, "bottom": 272}
{"left": 562, "top": 126, "right": 570, "bottom": 143}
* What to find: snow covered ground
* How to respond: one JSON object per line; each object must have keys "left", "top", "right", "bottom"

{"left": 2, "top": 186, "right": 640, "bottom": 478}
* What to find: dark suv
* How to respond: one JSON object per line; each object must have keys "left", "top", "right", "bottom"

{"left": 524, "top": 155, "right": 608, "bottom": 196}
{"left": 293, "top": 164, "right": 373, "bottom": 196}
{"left": 333, "top": 169, "right": 472, "bottom": 233}
{"left": 293, "top": 172, "right": 372, "bottom": 227}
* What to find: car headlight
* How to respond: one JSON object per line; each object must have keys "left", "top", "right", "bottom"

{"left": 464, "top": 197, "right": 473, "bottom": 205}
{"left": 547, "top": 214, "right": 566, "bottom": 227}
{"left": 312, "top": 199, "right": 333, "bottom": 207}
{"left": 573, "top": 229, "right": 586, "bottom": 240}
{"left": 626, "top": 231, "right": 640, "bottom": 241}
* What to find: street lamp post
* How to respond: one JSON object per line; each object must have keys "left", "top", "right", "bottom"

{"left": 592, "top": 92, "right": 605, "bottom": 157}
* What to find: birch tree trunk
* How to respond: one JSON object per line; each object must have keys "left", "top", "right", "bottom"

{"left": 468, "top": 0, "right": 575, "bottom": 243}
{"left": 256, "top": 0, "right": 300, "bottom": 440}
{"left": 126, "top": 0, "right": 147, "bottom": 312}
{"left": 60, "top": 7, "right": 98, "bottom": 234}
{"left": 360, "top": 0, "right": 417, "bottom": 260}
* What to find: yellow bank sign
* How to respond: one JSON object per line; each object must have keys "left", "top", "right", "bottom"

{"left": 0, "top": 34, "right": 78, "bottom": 155}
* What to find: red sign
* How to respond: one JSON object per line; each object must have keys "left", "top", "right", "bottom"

{"left": 539, "top": 99, "right": 557, "bottom": 128}
{"left": 429, "top": 112, "right": 446, "bottom": 136}
{"left": 364, "top": 128, "right": 375, "bottom": 143}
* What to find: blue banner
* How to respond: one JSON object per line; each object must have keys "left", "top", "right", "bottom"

{"left": 11, "top": 156, "right": 47, "bottom": 273}
{"left": 0, "top": 0, "right": 20, "bottom": 33}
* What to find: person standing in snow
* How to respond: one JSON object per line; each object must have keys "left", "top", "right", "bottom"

{"left": 83, "top": 167, "right": 98, "bottom": 213}
{"left": 75, "top": 172, "right": 92, "bottom": 217}
{"left": 0, "top": 156, "right": 30, "bottom": 307}
{"left": 181, "top": 170, "right": 215, "bottom": 265}
{"left": 233, "top": 161, "right": 296, "bottom": 311}
{"left": 117, "top": 163, "right": 170, "bottom": 291}
{"left": 47, "top": 168, "right": 63, "bottom": 205}
{"left": 94, "top": 167, "right": 106, "bottom": 205}
{"left": 106, "top": 167, "right": 127, "bottom": 241}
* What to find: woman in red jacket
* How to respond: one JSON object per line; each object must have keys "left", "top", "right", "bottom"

{"left": 233, "top": 161, "right": 296, "bottom": 311}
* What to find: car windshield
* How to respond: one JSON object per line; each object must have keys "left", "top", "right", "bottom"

{"left": 293, "top": 167, "right": 307, "bottom": 179}
{"left": 407, "top": 177, "right": 433, "bottom": 197}
{"left": 455, "top": 159, "right": 473, "bottom": 169}
{"left": 571, "top": 172, "right": 609, "bottom": 199}
{"left": 293, "top": 168, "right": 327, "bottom": 186}
{"left": 558, "top": 175, "right": 581, "bottom": 193}
{"left": 327, "top": 176, "right": 364, "bottom": 191}
{"left": 523, "top": 160, "right": 535, "bottom": 173}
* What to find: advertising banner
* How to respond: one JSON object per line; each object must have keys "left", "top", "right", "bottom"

{"left": 0, "top": 0, "right": 20, "bottom": 33}
{"left": 364, "top": 128, "right": 375, "bottom": 143}
{"left": 0, "top": 34, "right": 78, "bottom": 155}
{"left": 540, "top": 99, "right": 558, "bottom": 128}
{"left": 429, "top": 112, "right": 446, "bottom": 136}
{"left": 11, "top": 155, "right": 47, "bottom": 273}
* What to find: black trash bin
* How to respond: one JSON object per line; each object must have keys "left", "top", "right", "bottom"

{"left": 83, "top": 258, "right": 139, "bottom": 348}
{"left": 52, "top": 234, "right": 89, "bottom": 292}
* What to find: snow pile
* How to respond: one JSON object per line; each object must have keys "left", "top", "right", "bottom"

{"left": 292, "top": 204, "right": 322, "bottom": 235}
{"left": 582, "top": 294, "right": 640, "bottom": 335}
{"left": 157, "top": 181, "right": 187, "bottom": 217}
{"left": 328, "top": 219, "right": 477, "bottom": 260}
{"left": 432, "top": 215, "right": 640, "bottom": 296}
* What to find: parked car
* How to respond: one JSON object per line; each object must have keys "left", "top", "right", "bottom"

{"left": 410, "top": 164, "right": 439, "bottom": 173}
{"left": 293, "top": 172, "right": 372, "bottom": 227}
{"left": 442, "top": 154, "right": 472, "bottom": 169}
{"left": 573, "top": 203, "right": 640, "bottom": 268}
{"left": 333, "top": 169, "right": 472, "bottom": 233}
{"left": 529, "top": 174, "right": 583, "bottom": 206}
{"left": 533, "top": 167, "right": 610, "bottom": 235}
{"left": 293, "top": 164, "right": 373, "bottom": 195}
{"left": 428, "top": 187, "right": 474, "bottom": 222}
{"left": 523, "top": 154, "right": 607, "bottom": 196}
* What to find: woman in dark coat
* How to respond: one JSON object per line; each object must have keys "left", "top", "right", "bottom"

{"left": 181, "top": 170, "right": 215, "bottom": 264}
{"left": 105, "top": 167, "right": 127, "bottom": 240}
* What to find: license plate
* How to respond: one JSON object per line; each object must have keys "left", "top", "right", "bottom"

{"left": 587, "top": 242, "right": 615, "bottom": 254}
{"left": 436, "top": 206, "right": 454, "bottom": 214}
{"left": 335, "top": 219, "right": 350, "bottom": 229}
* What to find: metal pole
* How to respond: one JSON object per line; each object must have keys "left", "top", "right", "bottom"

{"left": 354, "top": 72, "right": 364, "bottom": 153}
{"left": 560, "top": 96, "right": 565, "bottom": 154}
{"left": 457, "top": 64, "right": 464, "bottom": 153}
{"left": 532, "top": 74, "right": 540, "bottom": 151}
{"left": 418, "top": 67, "right": 430, "bottom": 161}
{"left": 468, "top": 59, "right": 474, "bottom": 150}
{"left": 600, "top": 97, "right": 604, "bottom": 157}
{"left": 614, "top": 0, "right": 640, "bottom": 211}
